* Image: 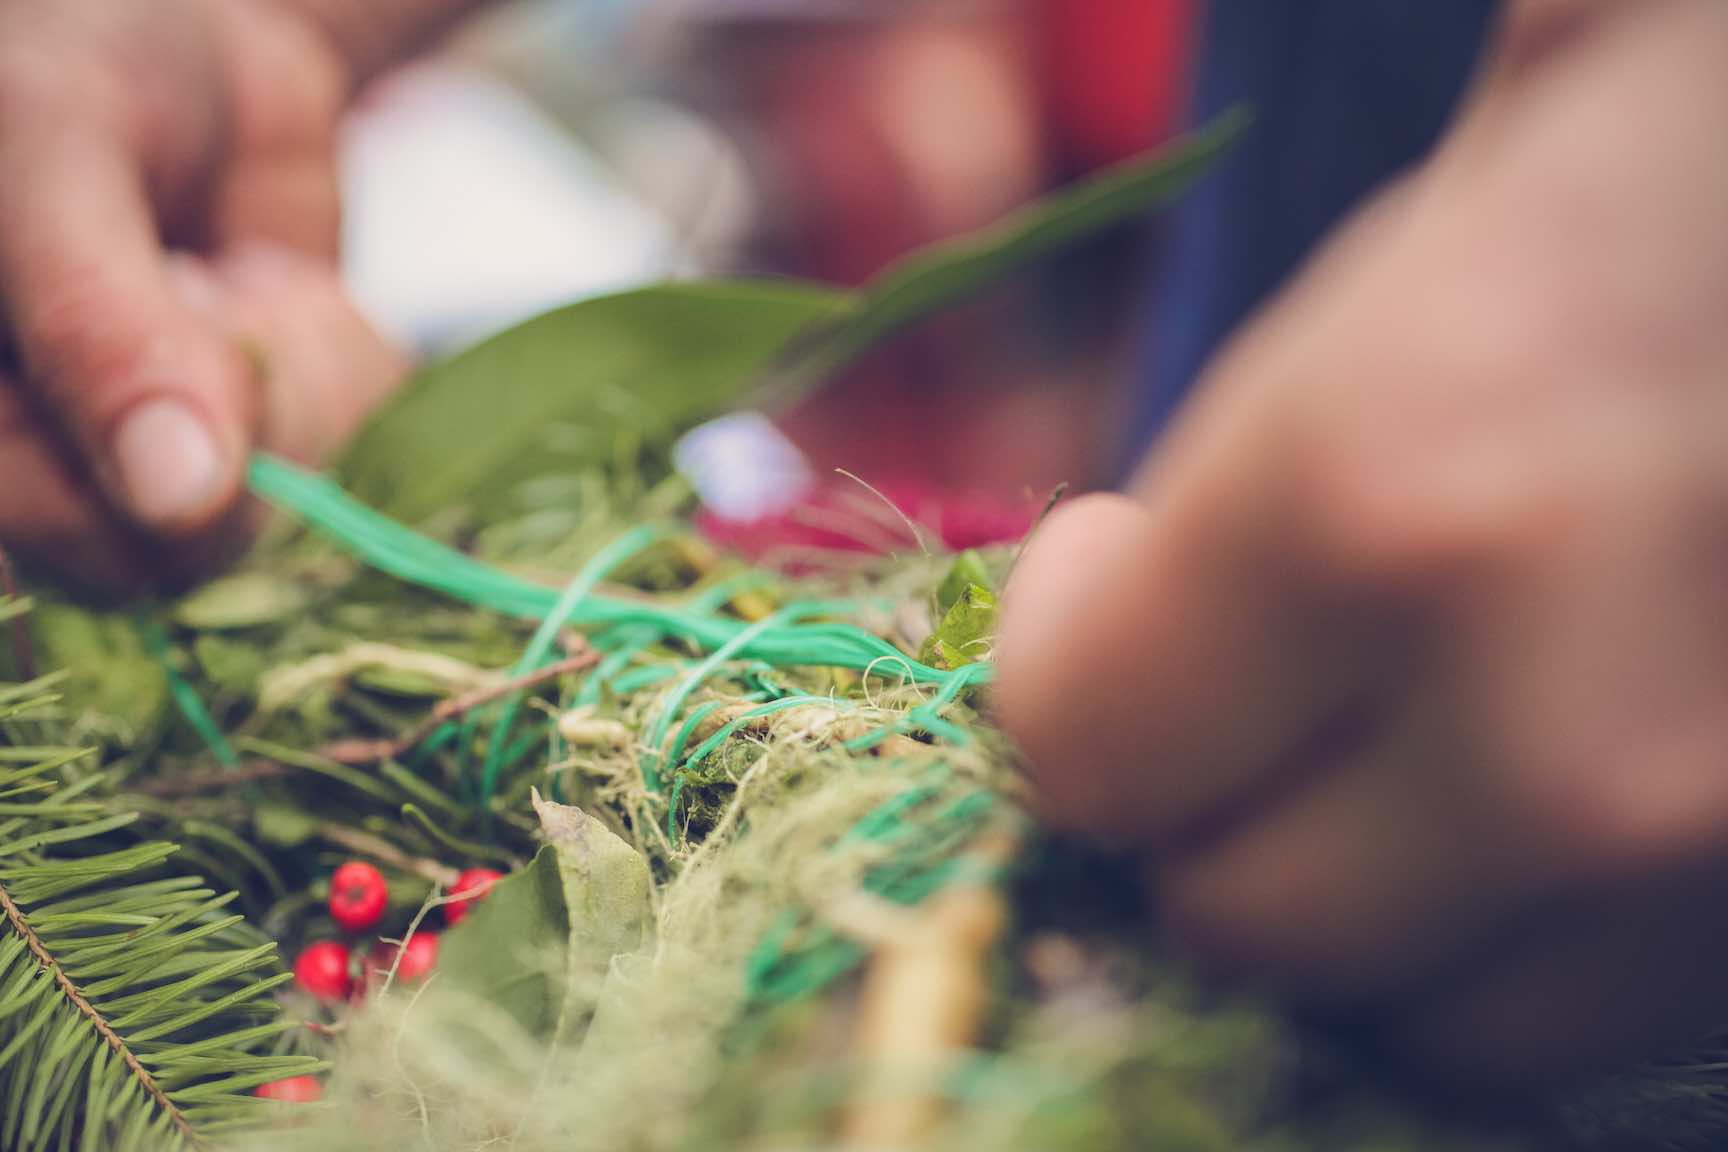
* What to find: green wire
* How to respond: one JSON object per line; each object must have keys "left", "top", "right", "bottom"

{"left": 139, "top": 614, "right": 238, "bottom": 768}
{"left": 236, "top": 455, "right": 1017, "bottom": 1023}
{"left": 640, "top": 602, "right": 850, "bottom": 793}
{"left": 681, "top": 695, "right": 852, "bottom": 773}
{"left": 480, "top": 523, "right": 675, "bottom": 810}
{"left": 247, "top": 454, "right": 988, "bottom": 687}
{"left": 575, "top": 626, "right": 659, "bottom": 708}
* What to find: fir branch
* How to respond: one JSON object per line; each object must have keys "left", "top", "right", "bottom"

{"left": 0, "top": 877, "right": 195, "bottom": 1143}
{"left": 0, "top": 622, "right": 321, "bottom": 1151}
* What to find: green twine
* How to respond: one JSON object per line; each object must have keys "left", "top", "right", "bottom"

{"left": 139, "top": 614, "right": 238, "bottom": 768}
{"left": 665, "top": 694, "right": 849, "bottom": 842}
{"left": 480, "top": 523, "right": 675, "bottom": 810}
{"left": 247, "top": 454, "right": 987, "bottom": 688}
{"left": 740, "top": 781, "right": 1004, "bottom": 1010}
{"left": 685, "top": 571, "right": 776, "bottom": 615}
{"left": 575, "top": 626, "right": 659, "bottom": 708}
{"left": 241, "top": 453, "right": 1010, "bottom": 1015}
{"left": 663, "top": 699, "right": 736, "bottom": 776}
{"left": 682, "top": 695, "right": 852, "bottom": 772}
{"left": 641, "top": 602, "right": 850, "bottom": 793}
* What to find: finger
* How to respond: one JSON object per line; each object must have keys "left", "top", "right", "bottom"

{"left": 0, "top": 373, "right": 135, "bottom": 588}
{"left": 994, "top": 372, "right": 1398, "bottom": 845}
{"left": 1152, "top": 685, "right": 1532, "bottom": 1003}
{"left": 1391, "top": 859, "right": 1728, "bottom": 1086}
{"left": 171, "top": 247, "right": 406, "bottom": 464}
{"left": 0, "top": 110, "right": 255, "bottom": 536}
{"left": 204, "top": 0, "right": 346, "bottom": 260}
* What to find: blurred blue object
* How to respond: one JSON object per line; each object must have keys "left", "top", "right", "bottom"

{"left": 1129, "top": 1, "right": 1498, "bottom": 469}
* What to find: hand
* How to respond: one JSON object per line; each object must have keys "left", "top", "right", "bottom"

{"left": 997, "top": 0, "right": 1728, "bottom": 1083}
{"left": 0, "top": 0, "right": 405, "bottom": 584}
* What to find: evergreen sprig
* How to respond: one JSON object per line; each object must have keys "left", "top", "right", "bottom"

{"left": 0, "top": 645, "right": 321, "bottom": 1150}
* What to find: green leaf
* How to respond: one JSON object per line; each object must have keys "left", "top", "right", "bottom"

{"left": 419, "top": 797, "right": 649, "bottom": 1045}
{"left": 433, "top": 843, "right": 569, "bottom": 1038}
{"left": 936, "top": 550, "right": 995, "bottom": 616}
{"left": 29, "top": 605, "right": 167, "bottom": 744}
{"left": 337, "top": 281, "right": 852, "bottom": 523}
{"left": 920, "top": 583, "right": 999, "bottom": 671}
{"left": 531, "top": 793, "right": 652, "bottom": 1041}
{"left": 765, "top": 109, "right": 1250, "bottom": 398}
{"left": 328, "top": 117, "right": 1243, "bottom": 531}
{"left": 171, "top": 574, "right": 309, "bottom": 631}
{"left": 189, "top": 636, "right": 268, "bottom": 698}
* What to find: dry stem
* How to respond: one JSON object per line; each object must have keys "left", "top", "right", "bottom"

{"left": 135, "top": 648, "right": 601, "bottom": 797}
{"left": 317, "top": 822, "right": 460, "bottom": 886}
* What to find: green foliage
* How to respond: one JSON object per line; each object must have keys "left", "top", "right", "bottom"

{"left": 767, "top": 107, "right": 1251, "bottom": 397}
{"left": 936, "top": 550, "right": 996, "bottom": 617}
{"left": 173, "top": 574, "right": 312, "bottom": 633}
{"left": 429, "top": 798, "right": 652, "bottom": 1045}
{"left": 0, "top": 644, "right": 320, "bottom": 1151}
{"left": 921, "top": 584, "right": 999, "bottom": 670}
{"left": 334, "top": 110, "right": 1250, "bottom": 531}
{"left": 27, "top": 603, "right": 169, "bottom": 746}
{"left": 433, "top": 843, "right": 569, "bottom": 1038}
{"left": 337, "top": 281, "right": 850, "bottom": 524}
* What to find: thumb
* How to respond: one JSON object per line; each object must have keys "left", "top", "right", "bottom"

{"left": 0, "top": 121, "right": 254, "bottom": 536}
{"left": 169, "top": 246, "right": 408, "bottom": 467}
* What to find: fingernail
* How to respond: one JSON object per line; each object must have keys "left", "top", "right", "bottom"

{"left": 111, "top": 398, "right": 227, "bottom": 529}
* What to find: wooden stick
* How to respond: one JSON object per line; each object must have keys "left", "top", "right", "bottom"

{"left": 841, "top": 828, "right": 1019, "bottom": 1149}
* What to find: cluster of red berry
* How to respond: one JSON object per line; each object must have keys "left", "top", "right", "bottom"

{"left": 254, "top": 862, "right": 505, "bottom": 1104}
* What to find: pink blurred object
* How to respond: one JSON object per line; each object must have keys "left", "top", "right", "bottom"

{"left": 695, "top": 478, "right": 1040, "bottom": 564}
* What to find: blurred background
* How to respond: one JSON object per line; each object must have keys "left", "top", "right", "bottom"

{"left": 341, "top": 0, "right": 1193, "bottom": 504}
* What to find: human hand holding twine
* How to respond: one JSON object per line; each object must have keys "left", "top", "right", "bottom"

{"left": 997, "top": 0, "right": 1728, "bottom": 1082}
{"left": 0, "top": 0, "right": 411, "bottom": 584}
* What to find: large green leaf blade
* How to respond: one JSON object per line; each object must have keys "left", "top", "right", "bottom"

{"left": 766, "top": 108, "right": 1251, "bottom": 395}
{"left": 431, "top": 843, "right": 570, "bottom": 1038}
{"left": 336, "top": 281, "right": 852, "bottom": 522}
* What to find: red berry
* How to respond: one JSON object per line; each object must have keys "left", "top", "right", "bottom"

{"left": 368, "top": 932, "right": 439, "bottom": 986}
{"left": 293, "top": 941, "right": 353, "bottom": 1001}
{"left": 256, "top": 1075, "right": 323, "bottom": 1103}
{"left": 444, "top": 868, "right": 505, "bottom": 926}
{"left": 328, "top": 861, "right": 388, "bottom": 934}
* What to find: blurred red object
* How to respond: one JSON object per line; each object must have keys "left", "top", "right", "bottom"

{"left": 696, "top": 479, "right": 1041, "bottom": 563}
{"left": 1042, "top": 0, "right": 1192, "bottom": 170}
{"left": 682, "top": 0, "right": 1194, "bottom": 498}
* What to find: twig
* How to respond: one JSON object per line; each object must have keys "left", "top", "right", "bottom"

{"left": 141, "top": 648, "right": 606, "bottom": 796}
{"left": 316, "top": 823, "right": 459, "bottom": 887}
{"left": 130, "top": 758, "right": 298, "bottom": 798}
{"left": 1004, "top": 481, "right": 1068, "bottom": 585}
{"left": 321, "top": 648, "right": 600, "bottom": 766}
{"left": 0, "top": 878, "right": 198, "bottom": 1143}
{"left": 0, "top": 544, "right": 38, "bottom": 679}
